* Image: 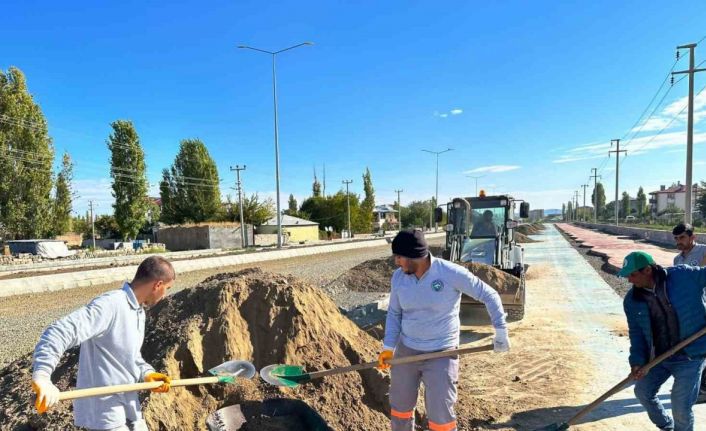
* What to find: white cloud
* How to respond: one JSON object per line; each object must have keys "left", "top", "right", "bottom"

{"left": 464, "top": 165, "right": 521, "bottom": 174}
{"left": 434, "top": 108, "right": 463, "bottom": 118}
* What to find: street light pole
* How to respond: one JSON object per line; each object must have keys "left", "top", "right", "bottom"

{"left": 422, "top": 148, "right": 453, "bottom": 232}
{"left": 343, "top": 180, "right": 353, "bottom": 239}
{"left": 238, "top": 42, "right": 313, "bottom": 248}
{"left": 466, "top": 175, "right": 485, "bottom": 197}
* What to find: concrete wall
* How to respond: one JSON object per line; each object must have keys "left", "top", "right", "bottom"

{"left": 576, "top": 222, "right": 706, "bottom": 247}
{"left": 156, "top": 225, "right": 254, "bottom": 251}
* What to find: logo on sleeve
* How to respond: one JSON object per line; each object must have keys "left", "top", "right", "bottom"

{"left": 431, "top": 280, "right": 444, "bottom": 292}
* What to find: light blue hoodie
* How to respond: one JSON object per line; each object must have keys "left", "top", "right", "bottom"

{"left": 33, "top": 282, "right": 155, "bottom": 430}
{"left": 383, "top": 255, "right": 507, "bottom": 352}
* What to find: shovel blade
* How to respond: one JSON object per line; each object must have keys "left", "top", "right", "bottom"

{"left": 260, "top": 364, "right": 310, "bottom": 388}
{"left": 209, "top": 360, "right": 257, "bottom": 382}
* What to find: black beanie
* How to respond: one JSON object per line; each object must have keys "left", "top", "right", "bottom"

{"left": 392, "top": 230, "right": 429, "bottom": 259}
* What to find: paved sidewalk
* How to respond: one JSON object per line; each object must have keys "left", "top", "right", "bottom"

{"left": 555, "top": 223, "right": 675, "bottom": 272}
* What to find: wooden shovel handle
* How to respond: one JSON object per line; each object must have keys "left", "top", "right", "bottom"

{"left": 57, "top": 371, "right": 243, "bottom": 402}
{"left": 566, "top": 325, "right": 706, "bottom": 426}
{"left": 306, "top": 344, "right": 494, "bottom": 380}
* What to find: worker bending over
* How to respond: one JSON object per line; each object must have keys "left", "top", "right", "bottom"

{"left": 378, "top": 229, "right": 510, "bottom": 431}
{"left": 32, "top": 256, "right": 175, "bottom": 431}
{"left": 620, "top": 251, "right": 706, "bottom": 431}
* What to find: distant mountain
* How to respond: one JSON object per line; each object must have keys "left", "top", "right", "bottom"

{"left": 544, "top": 209, "right": 561, "bottom": 216}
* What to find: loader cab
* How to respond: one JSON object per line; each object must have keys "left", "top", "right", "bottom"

{"left": 462, "top": 196, "right": 512, "bottom": 266}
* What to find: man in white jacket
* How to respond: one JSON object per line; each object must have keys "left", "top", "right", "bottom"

{"left": 32, "top": 256, "right": 175, "bottom": 431}
{"left": 378, "top": 229, "right": 510, "bottom": 431}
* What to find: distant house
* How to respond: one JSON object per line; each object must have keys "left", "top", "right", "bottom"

{"left": 373, "top": 204, "right": 399, "bottom": 229}
{"left": 258, "top": 214, "right": 319, "bottom": 243}
{"left": 649, "top": 182, "right": 703, "bottom": 216}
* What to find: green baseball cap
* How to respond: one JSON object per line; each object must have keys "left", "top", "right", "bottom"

{"left": 618, "top": 251, "right": 655, "bottom": 277}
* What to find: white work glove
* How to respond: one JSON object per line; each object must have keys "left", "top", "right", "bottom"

{"left": 493, "top": 328, "right": 510, "bottom": 353}
{"left": 31, "top": 371, "right": 60, "bottom": 414}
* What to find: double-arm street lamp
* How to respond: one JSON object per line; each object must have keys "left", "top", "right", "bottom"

{"left": 422, "top": 148, "right": 454, "bottom": 232}
{"left": 238, "top": 42, "right": 313, "bottom": 248}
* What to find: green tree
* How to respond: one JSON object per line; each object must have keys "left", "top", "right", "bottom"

{"left": 238, "top": 193, "right": 275, "bottom": 225}
{"left": 592, "top": 182, "right": 606, "bottom": 220}
{"left": 0, "top": 67, "right": 55, "bottom": 239}
{"left": 52, "top": 152, "right": 73, "bottom": 235}
{"left": 636, "top": 186, "right": 647, "bottom": 217}
{"left": 567, "top": 201, "right": 573, "bottom": 221}
{"left": 108, "top": 120, "right": 148, "bottom": 239}
{"left": 312, "top": 174, "right": 322, "bottom": 197}
{"left": 401, "top": 199, "right": 435, "bottom": 229}
{"left": 698, "top": 181, "right": 706, "bottom": 218}
{"left": 562, "top": 203, "right": 566, "bottom": 221}
{"left": 95, "top": 214, "right": 119, "bottom": 239}
{"left": 359, "top": 168, "right": 375, "bottom": 232}
{"left": 284, "top": 193, "right": 298, "bottom": 216}
{"left": 300, "top": 192, "right": 364, "bottom": 233}
{"left": 621, "top": 191, "right": 630, "bottom": 218}
{"left": 159, "top": 139, "right": 222, "bottom": 224}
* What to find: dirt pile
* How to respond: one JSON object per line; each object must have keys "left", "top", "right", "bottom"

{"left": 457, "top": 262, "right": 520, "bottom": 294}
{"left": 514, "top": 232, "right": 537, "bottom": 243}
{"left": 0, "top": 268, "right": 390, "bottom": 431}
{"left": 328, "top": 256, "right": 519, "bottom": 296}
{"left": 516, "top": 224, "right": 544, "bottom": 236}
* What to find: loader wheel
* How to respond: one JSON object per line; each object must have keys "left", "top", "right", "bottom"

{"left": 506, "top": 306, "right": 525, "bottom": 322}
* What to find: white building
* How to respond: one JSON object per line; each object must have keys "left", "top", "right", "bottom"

{"left": 649, "top": 182, "right": 703, "bottom": 216}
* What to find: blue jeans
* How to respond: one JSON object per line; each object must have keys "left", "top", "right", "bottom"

{"left": 633, "top": 355, "right": 706, "bottom": 431}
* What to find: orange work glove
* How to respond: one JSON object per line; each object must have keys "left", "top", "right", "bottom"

{"left": 144, "top": 372, "right": 171, "bottom": 393}
{"left": 377, "top": 350, "right": 394, "bottom": 370}
{"left": 31, "top": 372, "right": 60, "bottom": 414}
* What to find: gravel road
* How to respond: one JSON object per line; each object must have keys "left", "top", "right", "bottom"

{"left": 0, "top": 238, "right": 443, "bottom": 368}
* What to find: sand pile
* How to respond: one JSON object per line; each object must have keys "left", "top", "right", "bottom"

{"left": 0, "top": 268, "right": 390, "bottom": 431}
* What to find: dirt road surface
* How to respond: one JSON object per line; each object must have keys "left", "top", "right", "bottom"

{"left": 463, "top": 225, "right": 704, "bottom": 430}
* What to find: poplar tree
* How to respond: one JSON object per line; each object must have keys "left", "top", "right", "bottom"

{"left": 108, "top": 120, "right": 148, "bottom": 239}
{"left": 159, "top": 139, "right": 221, "bottom": 224}
{"left": 53, "top": 152, "right": 73, "bottom": 235}
{"left": 0, "top": 67, "right": 54, "bottom": 238}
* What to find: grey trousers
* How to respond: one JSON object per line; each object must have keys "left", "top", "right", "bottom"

{"left": 389, "top": 343, "right": 459, "bottom": 431}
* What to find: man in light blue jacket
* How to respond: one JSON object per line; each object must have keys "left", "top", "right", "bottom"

{"left": 621, "top": 251, "right": 706, "bottom": 431}
{"left": 32, "top": 256, "right": 175, "bottom": 431}
{"left": 377, "top": 229, "right": 509, "bottom": 431}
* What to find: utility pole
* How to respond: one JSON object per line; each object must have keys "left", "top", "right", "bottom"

{"left": 422, "top": 148, "right": 453, "bottom": 232}
{"left": 394, "top": 189, "right": 403, "bottom": 232}
{"left": 342, "top": 180, "right": 353, "bottom": 239}
{"left": 609, "top": 139, "right": 626, "bottom": 226}
{"left": 581, "top": 184, "right": 589, "bottom": 222}
{"left": 230, "top": 165, "right": 247, "bottom": 248}
{"left": 672, "top": 43, "right": 706, "bottom": 224}
{"left": 589, "top": 168, "right": 601, "bottom": 223}
{"left": 466, "top": 175, "right": 485, "bottom": 197}
{"left": 89, "top": 200, "right": 96, "bottom": 249}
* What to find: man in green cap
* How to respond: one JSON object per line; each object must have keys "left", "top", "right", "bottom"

{"left": 620, "top": 250, "right": 706, "bottom": 431}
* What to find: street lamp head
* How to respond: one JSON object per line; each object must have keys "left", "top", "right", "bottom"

{"left": 303, "top": 41, "right": 314, "bottom": 46}
{"left": 237, "top": 45, "right": 249, "bottom": 49}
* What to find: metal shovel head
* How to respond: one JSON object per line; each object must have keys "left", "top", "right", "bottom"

{"left": 260, "top": 364, "right": 311, "bottom": 388}
{"left": 208, "top": 360, "right": 257, "bottom": 384}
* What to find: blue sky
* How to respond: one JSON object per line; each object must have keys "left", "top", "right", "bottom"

{"left": 2, "top": 0, "right": 706, "bottom": 215}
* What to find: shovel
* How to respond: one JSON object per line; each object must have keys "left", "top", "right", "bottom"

{"left": 260, "top": 344, "right": 494, "bottom": 388}
{"left": 55, "top": 360, "right": 256, "bottom": 402}
{"left": 535, "top": 325, "right": 706, "bottom": 431}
